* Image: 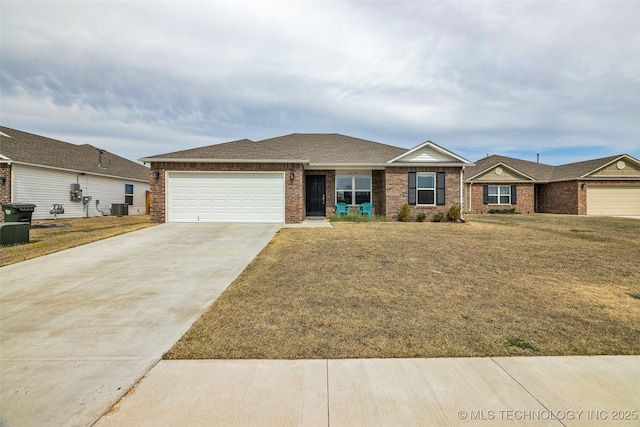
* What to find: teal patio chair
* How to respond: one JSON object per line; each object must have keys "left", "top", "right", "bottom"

{"left": 358, "top": 202, "right": 373, "bottom": 217}
{"left": 336, "top": 202, "right": 351, "bottom": 216}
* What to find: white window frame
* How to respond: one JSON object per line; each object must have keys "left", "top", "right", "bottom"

{"left": 336, "top": 174, "right": 371, "bottom": 205}
{"left": 488, "top": 185, "right": 511, "bottom": 205}
{"left": 416, "top": 172, "right": 436, "bottom": 206}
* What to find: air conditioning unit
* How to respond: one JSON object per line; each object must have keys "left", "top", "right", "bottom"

{"left": 111, "top": 203, "right": 129, "bottom": 217}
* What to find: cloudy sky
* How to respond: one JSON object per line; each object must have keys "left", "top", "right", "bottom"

{"left": 1, "top": 0, "right": 638, "bottom": 165}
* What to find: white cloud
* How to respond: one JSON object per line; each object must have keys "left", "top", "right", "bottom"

{"left": 1, "top": 0, "right": 638, "bottom": 164}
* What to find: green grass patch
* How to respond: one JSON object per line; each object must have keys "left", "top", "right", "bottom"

{"left": 329, "top": 214, "right": 388, "bottom": 222}
{"left": 506, "top": 338, "right": 538, "bottom": 352}
{"left": 487, "top": 208, "right": 519, "bottom": 214}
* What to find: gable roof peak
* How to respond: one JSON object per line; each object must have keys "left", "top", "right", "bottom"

{"left": 387, "top": 140, "right": 473, "bottom": 165}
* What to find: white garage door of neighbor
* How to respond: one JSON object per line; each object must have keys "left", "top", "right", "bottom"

{"left": 587, "top": 186, "right": 640, "bottom": 216}
{"left": 167, "top": 172, "right": 285, "bottom": 223}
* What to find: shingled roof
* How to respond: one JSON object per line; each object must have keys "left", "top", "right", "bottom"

{"left": 466, "top": 153, "right": 636, "bottom": 182}
{"left": 141, "top": 133, "right": 408, "bottom": 165}
{"left": 465, "top": 155, "right": 555, "bottom": 181}
{"left": 551, "top": 155, "right": 622, "bottom": 180}
{"left": 0, "top": 127, "right": 149, "bottom": 181}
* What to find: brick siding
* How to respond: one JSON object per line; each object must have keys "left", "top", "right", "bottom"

{"left": 385, "top": 167, "right": 461, "bottom": 221}
{"left": 536, "top": 181, "right": 580, "bottom": 215}
{"left": 372, "top": 170, "right": 385, "bottom": 217}
{"left": 467, "top": 182, "right": 535, "bottom": 214}
{"left": 0, "top": 163, "right": 11, "bottom": 222}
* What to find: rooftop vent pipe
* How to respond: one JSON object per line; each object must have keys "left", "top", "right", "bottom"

{"left": 98, "top": 149, "right": 106, "bottom": 169}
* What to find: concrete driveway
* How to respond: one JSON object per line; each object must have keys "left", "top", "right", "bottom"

{"left": 0, "top": 223, "right": 280, "bottom": 427}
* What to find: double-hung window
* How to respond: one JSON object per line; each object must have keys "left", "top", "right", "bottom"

{"left": 488, "top": 185, "right": 510, "bottom": 204}
{"left": 336, "top": 175, "right": 371, "bottom": 205}
{"left": 417, "top": 173, "right": 436, "bottom": 205}
{"left": 125, "top": 184, "right": 134, "bottom": 205}
{"left": 408, "top": 171, "right": 445, "bottom": 206}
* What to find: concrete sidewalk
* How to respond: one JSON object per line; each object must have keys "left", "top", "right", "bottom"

{"left": 96, "top": 356, "right": 639, "bottom": 426}
{"left": 0, "top": 223, "right": 280, "bottom": 427}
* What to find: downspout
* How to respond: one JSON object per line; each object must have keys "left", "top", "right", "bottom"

{"left": 460, "top": 167, "right": 465, "bottom": 221}
{"left": 469, "top": 182, "right": 472, "bottom": 216}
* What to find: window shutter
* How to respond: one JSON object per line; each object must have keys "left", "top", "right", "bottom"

{"left": 436, "top": 172, "right": 446, "bottom": 205}
{"left": 511, "top": 185, "right": 517, "bottom": 204}
{"left": 483, "top": 185, "right": 489, "bottom": 204}
{"left": 408, "top": 172, "right": 416, "bottom": 205}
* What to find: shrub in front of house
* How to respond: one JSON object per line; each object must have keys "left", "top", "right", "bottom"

{"left": 416, "top": 212, "right": 426, "bottom": 222}
{"left": 447, "top": 204, "right": 462, "bottom": 222}
{"left": 432, "top": 212, "right": 445, "bottom": 222}
{"left": 398, "top": 203, "right": 411, "bottom": 222}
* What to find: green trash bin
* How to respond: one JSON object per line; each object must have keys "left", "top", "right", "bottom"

{"left": 2, "top": 203, "right": 37, "bottom": 225}
{"left": 0, "top": 222, "right": 30, "bottom": 245}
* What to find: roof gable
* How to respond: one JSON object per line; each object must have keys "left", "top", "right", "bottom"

{"left": 388, "top": 141, "right": 472, "bottom": 165}
{"left": 465, "top": 155, "right": 555, "bottom": 182}
{"left": 0, "top": 127, "right": 149, "bottom": 181}
{"left": 556, "top": 154, "right": 640, "bottom": 179}
{"left": 467, "top": 162, "right": 535, "bottom": 182}
{"left": 586, "top": 156, "right": 640, "bottom": 178}
{"left": 466, "top": 154, "right": 640, "bottom": 183}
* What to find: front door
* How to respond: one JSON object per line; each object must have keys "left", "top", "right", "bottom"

{"left": 305, "top": 175, "right": 326, "bottom": 216}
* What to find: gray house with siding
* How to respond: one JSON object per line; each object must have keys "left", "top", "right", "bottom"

{"left": 0, "top": 127, "right": 150, "bottom": 221}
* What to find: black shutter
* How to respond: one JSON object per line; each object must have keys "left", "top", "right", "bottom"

{"left": 511, "top": 185, "right": 517, "bottom": 204}
{"left": 483, "top": 185, "right": 489, "bottom": 205}
{"left": 436, "top": 172, "right": 446, "bottom": 205}
{"left": 408, "top": 172, "right": 416, "bottom": 205}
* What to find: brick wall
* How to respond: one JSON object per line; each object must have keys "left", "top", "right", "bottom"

{"left": 467, "top": 183, "right": 535, "bottom": 214}
{"left": 372, "top": 170, "right": 385, "bottom": 216}
{"left": 0, "top": 163, "right": 11, "bottom": 222}
{"left": 385, "top": 167, "right": 461, "bottom": 221}
{"left": 537, "top": 181, "right": 580, "bottom": 215}
{"left": 149, "top": 162, "right": 305, "bottom": 224}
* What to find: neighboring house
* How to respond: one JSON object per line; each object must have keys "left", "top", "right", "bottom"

{"left": 139, "top": 134, "right": 474, "bottom": 224}
{"left": 465, "top": 154, "right": 640, "bottom": 216}
{"left": 0, "top": 127, "right": 150, "bottom": 221}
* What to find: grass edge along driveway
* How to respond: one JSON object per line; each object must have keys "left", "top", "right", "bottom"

{"left": 166, "top": 214, "right": 640, "bottom": 359}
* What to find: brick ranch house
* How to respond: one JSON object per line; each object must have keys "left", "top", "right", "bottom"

{"left": 140, "top": 134, "right": 474, "bottom": 224}
{"left": 465, "top": 154, "right": 640, "bottom": 216}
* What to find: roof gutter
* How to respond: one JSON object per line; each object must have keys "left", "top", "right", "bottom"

{"left": 139, "top": 158, "right": 475, "bottom": 168}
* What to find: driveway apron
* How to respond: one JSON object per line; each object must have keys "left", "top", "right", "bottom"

{"left": 0, "top": 223, "right": 280, "bottom": 427}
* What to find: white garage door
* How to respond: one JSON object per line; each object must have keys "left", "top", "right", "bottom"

{"left": 167, "top": 172, "right": 285, "bottom": 223}
{"left": 587, "top": 186, "right": 640, "bottom": 216}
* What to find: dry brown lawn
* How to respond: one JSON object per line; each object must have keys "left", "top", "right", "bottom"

{"left": 166, "top": 214, "right": 640, "bottom": 359}
{"left": 0, "top": 215, "right": 154, "bottom": 266}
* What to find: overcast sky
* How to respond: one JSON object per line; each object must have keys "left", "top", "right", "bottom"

{"left": 1, "top": 0, "right": 639, "bottom": 165}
